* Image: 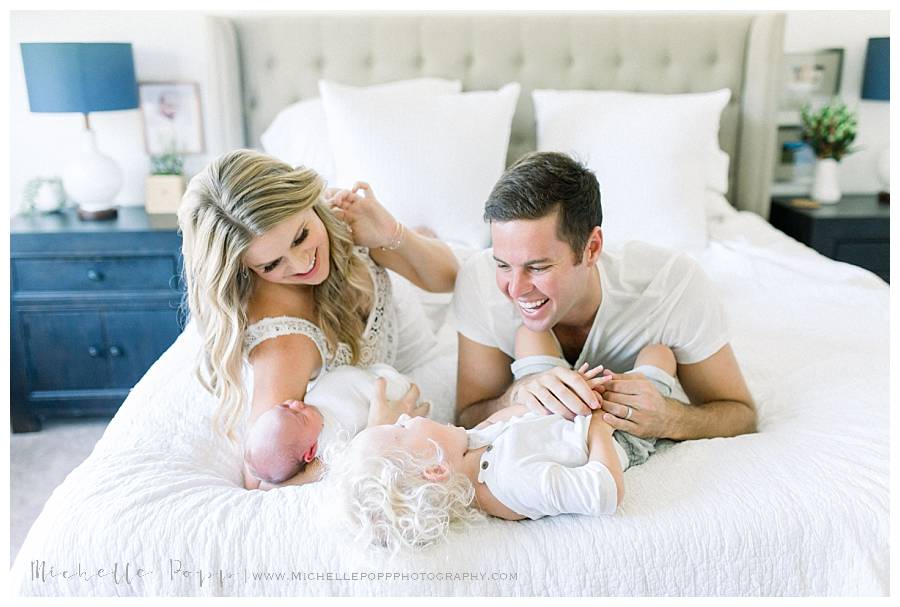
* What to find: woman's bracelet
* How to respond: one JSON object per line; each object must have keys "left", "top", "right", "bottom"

{"left": 380, "top": 221, "right": 404, "bottom": 251}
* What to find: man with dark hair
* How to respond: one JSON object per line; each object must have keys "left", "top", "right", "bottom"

{"left": 453, "top": 152, "right": 756, "bottom": 441}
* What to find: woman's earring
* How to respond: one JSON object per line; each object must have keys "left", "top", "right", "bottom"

{"left": 240, "top": 266, "right": 250, "bottom": 280}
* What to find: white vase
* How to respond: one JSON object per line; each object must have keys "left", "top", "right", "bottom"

{"left": 812, "top": 158, "right": 841, "bottom": 204}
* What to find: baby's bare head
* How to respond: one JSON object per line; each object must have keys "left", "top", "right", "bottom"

{"left": 244, "top": 400, "right": 324, "bottom": 484}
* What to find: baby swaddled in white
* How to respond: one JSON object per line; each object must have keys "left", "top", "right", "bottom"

{"left": 243, "top": 364, "right": 419, "bottom": 487}
{"left": 310, "top": 364, "right": 414, "bottom": 446}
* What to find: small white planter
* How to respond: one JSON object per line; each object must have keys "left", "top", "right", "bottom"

{"left": 812, "top": 158, "right": 842, "bottom": 204}
{"left": 145, "top": 175, "right": 186, "bottom": 214}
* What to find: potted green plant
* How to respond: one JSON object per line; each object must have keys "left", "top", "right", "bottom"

{"left": 145, "top": 146, "right": 186, "bottom": 214}
{"left": 800, "top": 100, "right": 858, "bottom": 204}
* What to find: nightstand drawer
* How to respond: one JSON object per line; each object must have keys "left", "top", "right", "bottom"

{"left": 19, "top": 310, "right": 111, "bottom": 391}
{"left": 12, "top": 255, "right": 178, "bottom": 293}
{"left": 834, "top": 240, "right": 890, "bottom": 275}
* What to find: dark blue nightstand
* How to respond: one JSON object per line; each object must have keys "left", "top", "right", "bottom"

{"left": 10, "top": 207, "right": 186, "bottom": 432}
{"left": 769, "top": 194, "right": 890, "bottom": 283}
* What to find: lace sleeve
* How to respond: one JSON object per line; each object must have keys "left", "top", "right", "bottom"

{"left": 244, "top": 316, "right": 330, "bottom": 368}
{"left": 351, "top": 247, "right": 398, "bottom": 367}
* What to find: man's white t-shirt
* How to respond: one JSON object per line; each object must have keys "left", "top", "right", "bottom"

{"left": 452, "top": 241, "right": 729, "bottom": 373}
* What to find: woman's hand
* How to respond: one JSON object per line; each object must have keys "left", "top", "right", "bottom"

{"left": 326, "top": 182, "right": 458, "bottom": 293}
{"left": 255, "top": 459, "right": 324, "bottom": 491}
{"left": 325, "top": 182, "right": 398, "bottom": 249}
{"left": 367, "top": 378, "right": 431, "bottom": 427}
{"left": 243, "top": 462, "right": 262, "bottom": 490}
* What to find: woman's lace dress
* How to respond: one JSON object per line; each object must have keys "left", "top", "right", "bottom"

{"left": 244, "top": 250, "right": 398, "bottom": 378}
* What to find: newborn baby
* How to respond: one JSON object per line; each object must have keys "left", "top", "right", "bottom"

{"left": 243, "top": 364, "right": 418, "bottom": 486}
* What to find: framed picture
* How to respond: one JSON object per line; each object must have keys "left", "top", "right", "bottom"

{"left": 774, "top": 125, "right": 815, "bottom": 184}
{"left": 779, "top": 48, "right": 844, "bottom": 111}
{"left": 139, "top": 81, "right": 205, "bottom": 155}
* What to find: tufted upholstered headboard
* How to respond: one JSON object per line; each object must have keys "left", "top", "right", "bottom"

{"left": 205, "top": 13, "right": 784, "bottom": 217}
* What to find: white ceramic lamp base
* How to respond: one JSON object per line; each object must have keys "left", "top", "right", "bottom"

{"left": 63, "top": 128, "right": 122, "bottom": 220}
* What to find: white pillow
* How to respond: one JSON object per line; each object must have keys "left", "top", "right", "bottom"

{"left": 532, "top": 88, "right": 731, "bottom": 250}
{"left": 260, "top": 78, "right": 462, "bottom": 185}
{"left": 320, "top": 81, "right": 521, "bottom": 249}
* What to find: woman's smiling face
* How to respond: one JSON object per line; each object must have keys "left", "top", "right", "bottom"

{"left": 243, "top": 208, "right": 331, "bottom": 285}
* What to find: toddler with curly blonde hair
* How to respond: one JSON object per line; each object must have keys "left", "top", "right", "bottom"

{"left": 324, "top": 342, "right": 676, "bottom": 554}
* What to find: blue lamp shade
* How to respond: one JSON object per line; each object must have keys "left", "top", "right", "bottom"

{"left": 861, "top": 37, "right": 889, "bottom": 101}
{"left": 20, "top": 42, "right": 138, "bottom": 114}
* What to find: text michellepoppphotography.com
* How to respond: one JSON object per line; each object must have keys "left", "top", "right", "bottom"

{"left": 30, "top": 559, "right": 519, "bottom": 589}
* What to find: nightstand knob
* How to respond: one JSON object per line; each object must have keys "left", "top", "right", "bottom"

{"left": 108, "top": 345, "right": 122, "bottom": 358}
{"left": 87, "top": 269, "right": 103, "bottom": 281}
{"left": 88, "top": 345, "right": 101, "bottom": 358}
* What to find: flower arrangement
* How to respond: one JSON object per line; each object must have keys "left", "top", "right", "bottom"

{"left": 800, "top": 100, "right": 858, "bottom": 161}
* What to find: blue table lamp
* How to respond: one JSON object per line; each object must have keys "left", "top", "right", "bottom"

{"left": 861, "top": 36, "right": 890, "bottom": 203}
{"left": 20, "top": 43, "right": 138, "bottom": 219}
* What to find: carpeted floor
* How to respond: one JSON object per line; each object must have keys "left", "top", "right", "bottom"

{"left": 9, "top": 417, "right": 110, "bottom": 564}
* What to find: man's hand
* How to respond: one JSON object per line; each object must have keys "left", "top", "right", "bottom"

{"left": 512, "top": 363, "right": 608, "bottom": 420}
{"left": 594, "top": 370, "right": 681, "bottom": 439}
{"left": 367, "top": 378, "right": 430, "bottom": 427}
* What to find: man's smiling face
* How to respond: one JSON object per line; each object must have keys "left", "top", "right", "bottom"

{"left": 490, "top": 208, "right": 599, "bottom": 332}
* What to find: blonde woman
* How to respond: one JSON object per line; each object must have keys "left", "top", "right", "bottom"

{"left": 177, "top": 149, "right": 458, "bottom": 489}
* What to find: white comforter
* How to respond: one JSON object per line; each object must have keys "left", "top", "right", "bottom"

{"left": 11, "top": 210, "right": 889, "bottom": 596}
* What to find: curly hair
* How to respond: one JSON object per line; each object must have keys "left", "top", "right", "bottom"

{"left": 177, "top": 149, "right": 370, "bottom": 441}
{"left": 321, "top": 437, "right": 485, "bottom": 556}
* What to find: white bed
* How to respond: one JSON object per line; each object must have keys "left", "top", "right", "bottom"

{"left": 11, "top": 13, "right": 889, "bottom": 596}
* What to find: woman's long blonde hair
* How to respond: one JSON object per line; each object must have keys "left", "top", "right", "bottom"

{"left": 178, "top": 149, "right": 369, "bottom": 441}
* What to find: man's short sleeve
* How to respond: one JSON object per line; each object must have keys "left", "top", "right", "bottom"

{"left": 452, "top": 252, "right": 499, "bottom": 348}
{"left": 660, "top": 256, "right": 729, "bottom": 364}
